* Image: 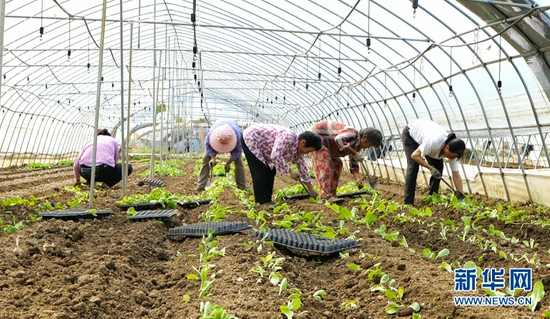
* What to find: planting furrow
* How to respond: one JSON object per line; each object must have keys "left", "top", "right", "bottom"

{"left": 0, "top": 166, "right": 73, "bottom": 186}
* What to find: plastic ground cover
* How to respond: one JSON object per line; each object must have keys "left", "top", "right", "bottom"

{"left": 252, "top": 229, "right": 359, "bottom": 254}
{"left": 40, "top": 209, "right": 113, "bottom": 221}
{"left": 168, "top": 222, "right": 251, "bottom": 237}
{"left": 126, "top": 209, "right": 178, "bottom": 221}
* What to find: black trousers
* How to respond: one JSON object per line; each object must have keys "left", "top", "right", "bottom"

{"left": 80, "top": 163, "right": 133, "bottom": 187}
{"left": 401, "top": 126, "right": 443, "bottom": 205}
{"left": 241, "top": 136, "right": 276, "bottom": 204}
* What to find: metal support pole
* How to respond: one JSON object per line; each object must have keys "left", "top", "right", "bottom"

{"left": 124, "top": 23, "right": 134, "bottom": 198}
{"left": 89, "top": 0, "right": 108, "bottom": 208}
{"left": 119, "top": 0, "right": 127, "bottom": 195}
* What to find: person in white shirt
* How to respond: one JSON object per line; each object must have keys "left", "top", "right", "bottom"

{"left": 401, "top": 119, "right": 465, "bottom": 205}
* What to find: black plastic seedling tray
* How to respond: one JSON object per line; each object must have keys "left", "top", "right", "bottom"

{"left": 118, "top": 202, "right": 163, "bottom": 211}
{"left": 177, "top": 199, "right": 213, "bottom": 209}
{"left": 168, "top": 222, "right": 252, "bottom": 237}
{"left": 284, "top": 193, "right": 311, "bottom": 200}
{"left": 40, "top": 209, "right": 113, "bottom": 221}
{"left": 137, "top": 178, "right": 166, "bottom": 187}
{"left": 252, "top": 229, "right": 359, "bottom": 254}
{"left": 126, "top": 209, "right": 178, "bottom": 221}
{"left": 336, "top": 189, "right": 373, "bottom": 198}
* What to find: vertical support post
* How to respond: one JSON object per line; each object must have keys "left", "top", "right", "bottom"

{"left": 89, "top": 0, "right": 108, "bottom": 208}
{"left": 149, "top": 0, "right": 157, "bottom": 178}
{"left": 124, "top": 23, "right": 134, "bottom": 198}
{"left": 119, "top": 0, "right": 127, "bottom": 195}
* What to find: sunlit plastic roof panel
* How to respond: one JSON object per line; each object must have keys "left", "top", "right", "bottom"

{"left": 0, "top": 0, "right": 550, "bottom": 165}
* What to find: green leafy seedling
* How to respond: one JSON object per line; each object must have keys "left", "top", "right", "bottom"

{"left": 527, "top": 280, "right": 545, "bottom": 311}
{"left": 349, "top": 263, "right": 362, "bottom": 271}
{"left": 313, "top": 290, "right": 327, "bottom": 300}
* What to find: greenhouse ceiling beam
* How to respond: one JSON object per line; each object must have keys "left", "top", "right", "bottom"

{"left": 6, "top": 14, "right": 432, "bottom": 43}
{"left": 2, "top": 48, "right": 375, "bottom": 63}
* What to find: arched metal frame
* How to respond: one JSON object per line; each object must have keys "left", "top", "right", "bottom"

{"left": 1, "top": 0, "right": 550, "bottom": 203}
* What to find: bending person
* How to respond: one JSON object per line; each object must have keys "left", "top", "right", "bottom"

{"left": 310, "top": 121, "right": 382, "bottom": 200}
{"left": 196, "top": 119, "right": 247, "bottom": 191}
{"left": 401, "top": 119, "right": 465, "bottom": 205}
{"left": 74, "top": 129, "right": 132, "bottom": 189}
{"left": 242, "top": 124, "right": 322, "bottom": 209}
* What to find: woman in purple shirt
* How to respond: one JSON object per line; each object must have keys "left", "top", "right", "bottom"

{"left": 73, "top": 129, "right": 132, "bottom": 189}
{"left": 241, "top": 124, "right": 322, "bottom": 208}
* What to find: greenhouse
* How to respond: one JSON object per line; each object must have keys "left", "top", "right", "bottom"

{"left": 2, "top": 1, "right": 550, "bottom": 318}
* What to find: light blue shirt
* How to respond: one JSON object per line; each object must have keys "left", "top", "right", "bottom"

{"left": 205, "top": 119, "right": 243, "bottom": 161}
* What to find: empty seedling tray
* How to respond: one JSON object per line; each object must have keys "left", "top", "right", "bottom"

{"left": 126, "top": 209, "right": 177, "bottom": 221}
{"left": 40, "top": 208, "right": 113, "bottom": 221}
{"left": 118, "top": 202, "right": 163, "bottom": 211}
{"left": 252, "top": 229, "right": 359, "bottom": 254}
{"left": 336, "top": 189, "right": 374, "bottom": 199}
{"left": 177, "top": 199, "right": 213, "bottom": 209}
{"left": 138, "top": 178, "right": 166, "bottom": 187}
{"left": 168, "top": 222, "right": 252, "bottom": 237}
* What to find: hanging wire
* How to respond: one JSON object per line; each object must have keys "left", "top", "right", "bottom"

{"left": 363, "top": 80, "right": 367, "bottom": 108}
{"left": 338, "top": 26, "right": 342, "bottom": 77}
{"left": 367, "top": 0, "right": 371, "bottom": 53}
{"left": 67, "top": 18, "right": 71, "bottom": 60}
{"left": 412, "top": 61, "right": 416, "bottom": 103}
{"left": 318, "top": 36, "right": 322, "bottom": 81}
{"left": 413, "top": 0, "right": 419, "bottom": 18}
{"left": 306, "top": 54, "right": 309, "bottom": 90}
{"left": 293, "top": 61, "right": 296, "bottom": 88}
{"left": 498, "top": 34, "right": 503, "bottom": 94}
{"left": 87, "top": 36, "right": 91, "bottom": 70}
{"left": 449, "top": 47, "right": 453, "bottom": 97}
{"left": 283, "top": 78, "right": 286, "bottom": 103}
{"left": 39, "top": 0, "right": 44, "bottom": 39}
{"left": 384, "top": 72, "right": 387, "bottom": 106}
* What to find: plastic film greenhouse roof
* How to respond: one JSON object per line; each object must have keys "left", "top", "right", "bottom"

{"left": 2, "top": 0, "right": 550, "bottom": 156}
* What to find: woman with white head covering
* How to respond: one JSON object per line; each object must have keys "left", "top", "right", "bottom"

{"left": 196, "top": 119, "right": 247, "bottom": 191}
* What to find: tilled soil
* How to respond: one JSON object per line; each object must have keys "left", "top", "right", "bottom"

{"left": 0, "top": 156, "right": 549, "bottom": 319}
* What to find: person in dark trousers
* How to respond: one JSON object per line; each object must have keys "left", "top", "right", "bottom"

{"left": 242, "top": 124, "right": 322, "bottom": 210}
{"left": 167, "top": 134, "right": 173, "bottom": 152}
{"left": 73, "top": 129, "right": 133, "bottom": 190}
{"left": 185, "top": 138, "right": 191, "bottom": 152}
{"left": 196, "top": 119, "right": 247, "bottom": 191}
{"left": 401, "top": 119, "right": 465, "bottom": 205}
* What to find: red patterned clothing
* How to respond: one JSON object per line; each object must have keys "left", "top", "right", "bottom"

{"left": 310, "top": 146, "right": 343, "bottom": 199}
{"left": 310, "top": 121, "right": 361, "bottom": 174}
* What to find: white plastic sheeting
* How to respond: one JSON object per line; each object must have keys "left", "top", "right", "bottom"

{"left": 1, "top": 0, "right": 550, "bottom": 203}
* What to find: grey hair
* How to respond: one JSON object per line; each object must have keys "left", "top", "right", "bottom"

{"left": 359, "top": 128, "right": 383, "bottom": 148}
